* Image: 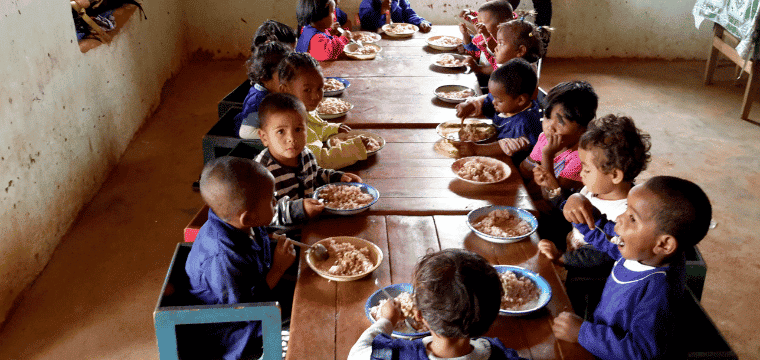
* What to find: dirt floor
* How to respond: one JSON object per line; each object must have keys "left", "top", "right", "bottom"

{"left": 0, "top": 59, "right": 757, "bottom": 359}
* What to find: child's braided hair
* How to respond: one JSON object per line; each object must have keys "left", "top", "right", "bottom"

{"left": 498, "top": 18, "right": 552, "bottom": 63}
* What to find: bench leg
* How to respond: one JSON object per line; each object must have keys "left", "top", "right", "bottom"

{"left": 704, "top": 25, "right": 724, "bottom": 85}
{"left": 741, "top": 63, "right": 760, "bottom": 119}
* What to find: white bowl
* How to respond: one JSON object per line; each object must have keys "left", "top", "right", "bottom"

{"left": 426, "top": 35, "right": 463, "bottom": 51}
{"left": 312, "top": 182, "right": 380, "bottom": 215}
{"left": 466, "top": 205, "right": 538, "bottom": 243}
{"left": 434, "top": 85, "right": 476, "bottom": 104}
{"left": 305, "top": 236, "right": 383, "bottom": 282}
{"left": 436, "top": 119, "right": 496, "bottom": 143}
{"left": 493, "top": 265, "right": 552, "bottom": 316}
{"left": 451, "top": 156, "right": 511, "bottom": 184}
{"left": 344, "top": 43, "right": 382, "bottom": 60}
{"left": 351, "top": 31, "right": 381, "bottom": 43}
{"left": 382, "top": 23, "right": 418, "bottom": 37}
{"left": 431, "top": 54, "right": 467, "bottom": 68}
{"left": 317, "top": 98, "right": 354, "bottom": 119}
{"left": 326, "top": 130, "right": 386, "bottom": 155}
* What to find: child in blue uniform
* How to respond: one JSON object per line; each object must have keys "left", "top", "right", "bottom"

{"left": 183, "top": 156, "right": 297, "bottom": 360}
{"left": 237, "top": 41, "right": 291, "bottom": 139}
{"left": 359, "top": 0, "right": 431, "bottom": 32}
{"left": 550, "top": 176, "right": 712, "bottom": 359}
{"left": 455, "top": 58, "right": 543, "bottom": 164}
{"left": 254, "top": 93, "right": 362, "bottom": 226}
{"left": 348, "top": 249, "right": 525, "bottom": 360}
{"left": 296, "top": 0, "right": 352, "bottom": 61}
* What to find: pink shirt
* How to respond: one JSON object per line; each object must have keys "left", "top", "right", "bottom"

{"left": 528, "top": 133, "right": 583, "bottom": 182}
{"left": 464, "top": 34, "right": 498, "bottom": 70}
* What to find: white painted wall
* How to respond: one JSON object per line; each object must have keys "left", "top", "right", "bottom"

{"left": 188, "top": 0, "right": 714, "bottom": 60}
{"left": 0, "top": 0, "right": 185, "bottom": 324}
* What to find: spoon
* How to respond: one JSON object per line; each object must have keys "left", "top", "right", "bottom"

{"left": 286, "top": 238, "right": 330, "bottom": 261}
{"left": 337, "top": 27, "right": 364, "bottom": 50}
{"left": 374, "top": 279, "right": 423, "bottom": 331}
{"left": 386, "top": 10, "right": 396, "bottom": 30}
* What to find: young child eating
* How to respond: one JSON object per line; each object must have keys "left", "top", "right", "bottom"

{"left": 550, "top": 176, "right": 712, "bottom": 359}
{"left": 359, "top": 0, "right": 432, "bottom": 32}
{"left": 492, "top": 19, "right": 551, "bottom": 67}
{"left": 296, "top": 0, "right": 353, "bottom": 61}
{"left": 183, "top": 156, "right": 297, "bottom": 360}
{"left": 254, "top": 93, "right": 362, "bottom": 226}
{"left": 459, "top": 1, "right": 515, "bottom": 75}
{"left": 236, "top": 41, "right": 291, "bottom": 139}
{"left": 455, "top": 58, "right": 543, "bottom": 164}
{"left": 348, "top": 249, "right": 525, "bottom": 360}
{"left": 277, "top": 52, "right": 369, "bottom": 169}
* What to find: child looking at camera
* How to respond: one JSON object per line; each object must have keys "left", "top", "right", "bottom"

{"left": 459, "top": 1, "right": 514, "bottom": 75}
{"left": 359, "top": 0, "right": 432, "bottom": 32}
{"left": 538, "top": 115, "right": 651, "bottom": 272}
{"left": 550, "top": 176, "right": 712, "bottom": 360}
{"left": 182, "top": 156, "right": 296, "bottom": 360}
{"left": 348, "top": 249, "right": 525, "bottom": 360}
{"left": 455, "top": 58, "right": 542, "bottom": 164}
{"left": 254, "top": 93, "right": 362, "bottom": 226}
{"left": 277, "top": 52, "right": 368, "bottom": 169}
{"left": 296, "top": 0, "right": 353, "bottom": 61}
{"left": 236, "top": 41, "right": 291, "bottom": 139}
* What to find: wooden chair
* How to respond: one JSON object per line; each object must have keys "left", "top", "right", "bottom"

{"left": 153, "top": 243, "right": 282, "bottom": 360}
{"left": 704, "top": 21, "right": 760, "bottom": 120}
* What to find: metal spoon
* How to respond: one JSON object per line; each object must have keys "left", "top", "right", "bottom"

{"left": 337, "top": 27, "right": 364, "bottom": 50}
{"left": 287, "top": 238, "right": 329, "bottom": 261}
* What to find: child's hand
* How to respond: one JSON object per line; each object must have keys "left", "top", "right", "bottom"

{"left": 463, "top": 55, "right": 479, "bottom": 71}
{"left": 341, "top": 173, "right": 363, "bottom": 183}
{"left": 303, "top": 198, "right": 325, "bottom": 218}
{"left": 542, "top": 133, "right": 564, "bottom": 159}
{"left": 379, "top": 299, "right": 404, "bottom": 325}
{"left": 533, "top": 165, "right": 558, "bottom": 189}
{"left": 271, "top": 234, "right": 297, "bottom": 274}
{"left": 538, "top": 239, "right": 563, "bottom": 264}
{"left": 563, "top": 193, "right": 597, "bottom": 229}
{"left": 552, "top": 311, "right": 583, "bottom": 343}
{"left": 499, "top": 137, "right": 530, "bottom": 155}
{"left": 342, "top": 29, "right": 353, "bottom": 40}
{"left": 455, "top": 101, "right": 476, "bottom": 119}
{"left": 419, "top": 22, "right": 432, "bottom": 33}
{"left": 328, "top": 22, "right": 342, "bottom": 36}
{"left": 456, "top": 44, "right": 466, "bottom": 54}
{"left": 338, "top": 124, "right": 352, "bottom": 133}
{"left": 475, "top": 23, "right": 491, "bottom": 39}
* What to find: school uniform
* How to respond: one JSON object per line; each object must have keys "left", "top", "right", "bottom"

{"left": 482, "top": 98, "right": 542, "bottom": 164}
{"left": 235, "top": 83, "right": 267, "bottom": 139}
{"left": 359, "top": 0, "right": 429, "bottom": 31}
{"left": 296, "top": 25, "right": 350, "bottom": 61}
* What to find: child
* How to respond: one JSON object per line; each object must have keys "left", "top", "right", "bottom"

{"left": 183, "top": 156, "right": 296, "bottom": 360}
{"left": 348, "top": 249, "right": 525, "bottom": 360}
{"left": 296, "top": 0, "right": 353, "bottom": 61}
{"left": 550, "top": 176, "right": 712, "bottom": 359}
{"left": 251, "top": 19, "right": 298, "bottom": 50}
{"left": 493, "top": 19, "right": 551, "bottom": 67}
{"left": 538, "top": 114, "right": 651, "bottom": 270}
{"left": 254, "top": 93, "right": 362, "bottom": 226}
{"left": 359, "top": 0, "right": 432, "bottom": 33}
{"left": 277, "top": 52, "right": 369, "bottom": 169}
{"left": 236, "top": 41, "right": 291, "bottom": 139}
{"left": 455, "top": 58, "right": 543, "bottom": 164}
{"left": 459, "top": 1, "right": 515, "bottom": 75}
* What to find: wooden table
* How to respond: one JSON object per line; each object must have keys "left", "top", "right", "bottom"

{"left": 336, "top": 128, "right": 535, "bottom": 215}
{"left": 285, "top": 215, "right": 594, "bottom": 360}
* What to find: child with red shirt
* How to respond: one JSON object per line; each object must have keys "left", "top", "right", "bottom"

{"left": 459, "top": 1, "right": 515, "bottom": 75}
{"left": 296, "top": 0, "right": 352, "bottom": 61}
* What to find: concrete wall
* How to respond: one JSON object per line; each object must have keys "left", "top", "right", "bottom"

{"left": 188, "top": 0, "right": 713, "bottom": 60}
{"left": 0, "top": 0, "right": 185, "bottom": 324}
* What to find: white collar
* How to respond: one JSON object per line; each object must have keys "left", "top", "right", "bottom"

{"left": 622, "top": 259, "right": 656, "bottom": 272}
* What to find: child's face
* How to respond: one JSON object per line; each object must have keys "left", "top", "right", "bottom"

{"left": 542, "top": 104, "right": 585, "bottom": 149}
{"left": 282, "top": 68, "right": 324, "bottom": 112}
{"left": 313, "top": 1, "right": 337, "bottom": 29}
{"left": 488, "top": 80, "right": 526, "bottom": 115}
{"left": 259, "top": 109, "right": 308, "bottom": 166}
{"left": 477, "top": 11, "right": 499, "bottom": 38}
{"left": 613, "top": 185, "right": 664, "bottom": 265}
{"left": 494, "top": 28, "right": 523, "bottom": 65}
{"left": 578, "top": 147, "right": 617, "bottom": 196}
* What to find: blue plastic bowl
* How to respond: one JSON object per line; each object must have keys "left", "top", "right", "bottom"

{"left": 324, "top": 77, "right": 351, "bottom": 97}
{"left": 312, "top": 182, "right": 380, "bottom": 215}
{"left": 364, "top": 283, "right": 430, "bottom": 338}
{"left": 493, "top": 265, "right": 552, "bottom": 316}
{"left": 466, "top": 206, "right": 538, "bottom": 243}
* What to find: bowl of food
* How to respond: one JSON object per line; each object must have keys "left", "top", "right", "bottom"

{"left": 327, "top": 130, "right": 386, "bottom": 155}
{"left": 317, "top": 98, "right": 354, "bottom": 119}
{"left": 344, "top": 43, "right": 382, "bottom": 60}
{"left": 382, "top": 23, "right": 418, "bottom": 37}
{"left": 313, "top": 182, "right": 380, "bottom": 215}
{"left": 324, "top": 77, "right": 350, "bottom": 97}
{"left": 493, "top": 265, "right": 552, "bottom": 315}
{"left": 466, "top": 205, "right": 538, "bottom": 243}
{"left": 451, "top": 156, "right": 511, "bottom": 184}
{"left": 305, "top": 236, "right": 383, "bottom": 282}
{"left": 352, "top": 31, "right": 382, "bottom": 43}
{"left": 365, "top": 283, "right": 430, "bottom": 338}
{"left": 434, "top": 85, "right": 475, "bottom": 104}
{"left": 426, "top": 35, "right": 463, "bottom": 51}
{"left": 436, "top": 119, "right": 496, "bottom": 143}
{"left": 431, "top": 54, "right": 468, "bottom": 68}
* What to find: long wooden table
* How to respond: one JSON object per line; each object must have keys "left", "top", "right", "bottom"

{"left": 286, "top": 215, "right": 593, "bottom": 360}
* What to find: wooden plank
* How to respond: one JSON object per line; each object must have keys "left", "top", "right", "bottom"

{"left": 385, "top": 215, "right": 440, "bottom": 283}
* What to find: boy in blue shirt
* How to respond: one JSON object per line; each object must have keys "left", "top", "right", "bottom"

{"left": 359, "top": 0, "right": 432, "bottom": 32}
{"left": 455, "top": 58, "right": 543, "bottom": 164}
{"left": 550, "top": 176, "right": 712, "bottom": 359}
{"left": 348, "top": 249, "right": 525, "bottom": 360}
{"left": 183, "top": 156, "right": 297, "bottom": 360}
